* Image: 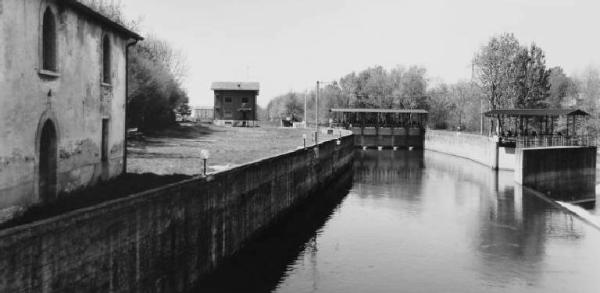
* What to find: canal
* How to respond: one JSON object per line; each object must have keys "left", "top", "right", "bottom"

{"left": 194, "top": 150, "right": 600, "bottom": 293}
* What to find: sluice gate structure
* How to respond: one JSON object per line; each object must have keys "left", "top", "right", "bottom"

{"left": 484, "top": 108, "right": 597, "bottom": 200}
{"left": 427, "top": 108, "right": 597, "bottom": 203}
{"left": 330, "top": 108, "right": 428, "bottom": 149}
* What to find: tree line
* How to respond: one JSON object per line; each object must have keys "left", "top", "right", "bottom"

{"left": 84, "top": 0, "right": 191, "bottom": 132}
{"left": 267, "top": 33, "right": 600, "bottom": 134}
{"left": 265, "top": 65, "right": 428, "bottom": 125}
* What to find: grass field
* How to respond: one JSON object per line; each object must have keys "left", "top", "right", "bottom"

{"left": 127, "top": 124, "right": 341, "bottom": 175}
{"left": 0, "top": 124, "right": 342, "bottom": 228}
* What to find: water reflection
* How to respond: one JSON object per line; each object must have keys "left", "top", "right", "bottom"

{"left": 193, "top": 150, "right": 600, "bottom": 293}
{"left": 424, "top": 152, "right": 588, "bottom": 287}
{"left": 191, "top": 171, "right": 353, "bottom": 292}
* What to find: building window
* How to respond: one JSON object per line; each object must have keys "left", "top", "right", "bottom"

{"left": 101, "top": 119, "right": 109, "bottom": 163}
{"left": 242, "top": 97, "right": 249, "bottom": 103}
{"left": 42, "top": 7, "right": 58, "bottom": 72}
{"left": 224, "top": 110, "right": 233, "bottom": 118}
{"left": 225, "top": 97, "right": 232, "bottom": 103}
{"left": 102, "top": 35, "right": 111, "bottom": 84}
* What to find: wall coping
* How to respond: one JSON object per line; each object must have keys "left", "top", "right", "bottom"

{"left": 0, "top": 134, "right": 353, "bottom": 238}
{"left": 519, "top": 146, "right": 597, "bottom": 151}
{"left": 427, "top": 130, "right": 492, "bottom": 140}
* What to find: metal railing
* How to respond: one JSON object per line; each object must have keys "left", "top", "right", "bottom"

{"left": 514, "top": 135, "right": 597, "bottom": 149}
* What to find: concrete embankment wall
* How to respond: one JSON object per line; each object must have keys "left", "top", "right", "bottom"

{"left": 0, "top": 135, "right": 354, "bottom": 293}
{"left": 515, "top": 146, "right": 597, "bottom": 198}
{"left": 425, "top": 130, "right": 499, "bottom": 168}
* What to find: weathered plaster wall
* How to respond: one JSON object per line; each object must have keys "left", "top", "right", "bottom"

{"left": 0, "top": 135, "right": 354, "bottom": 293}
{"left": 0, "top": 0, "right": 129, "bottom": 209}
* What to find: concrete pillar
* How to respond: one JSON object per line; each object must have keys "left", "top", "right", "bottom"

{"left": 490, "top": 136, "right": 499, "bottom": 170}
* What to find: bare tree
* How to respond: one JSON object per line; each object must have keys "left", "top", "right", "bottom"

{"left": 473, "top": 33, "right": 521, "bottom": 110}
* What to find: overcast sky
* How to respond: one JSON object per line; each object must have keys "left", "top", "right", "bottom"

{"left": 122, "top": 0, "right": 600, "bottom": 107}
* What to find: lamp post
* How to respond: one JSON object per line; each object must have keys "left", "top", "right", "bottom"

{"left": 302, "top": 134, "right": 307, "bottom": 148}
{"left": 200, "top": 149, "right": 210, "bottom": 176}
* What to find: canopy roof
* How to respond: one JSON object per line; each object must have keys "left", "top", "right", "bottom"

{"left": 331, "top": 108, "right": 428, "bottom": 114}
{"left": 484, "top": 109, "right": 589, "bottom": 118}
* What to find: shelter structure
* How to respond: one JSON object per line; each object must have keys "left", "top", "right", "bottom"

{"left": 330, "top": 108, "right": 428, "bottom": 148}
{"left": 484, "top": 109, "right": 592, "bottom": 148}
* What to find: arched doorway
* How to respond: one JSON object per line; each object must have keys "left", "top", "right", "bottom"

{"left": 39, "top": 120, "right": 57, "bottom": 202}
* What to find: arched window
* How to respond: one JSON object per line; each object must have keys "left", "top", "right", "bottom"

{"left": 102, "top": 35, "right": 111, "bottom": 84}
{"left": 42, "top": 7, "right": 57, "bottom": 72}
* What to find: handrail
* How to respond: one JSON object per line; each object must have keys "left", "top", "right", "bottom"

{"left": 513, "top": 135, "right": 596, "bottom": 148}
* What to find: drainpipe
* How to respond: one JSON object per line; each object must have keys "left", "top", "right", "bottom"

{"left": 123, "top": 39, "right": 139, "bottom": 175}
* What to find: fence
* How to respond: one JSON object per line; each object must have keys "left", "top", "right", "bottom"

{"left": 515, "top": 135, "right": 597, "bottom": 149}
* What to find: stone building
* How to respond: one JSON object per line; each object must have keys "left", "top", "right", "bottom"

{"left": 211, "top": 82, "right": 259, "bottom": 126}
{"left": 0, "top": 0, "right": 142, "bottom": 211}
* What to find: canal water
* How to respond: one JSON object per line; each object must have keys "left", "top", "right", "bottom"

{"left": 194, "top": 150, "right": 600, "bottom": 293}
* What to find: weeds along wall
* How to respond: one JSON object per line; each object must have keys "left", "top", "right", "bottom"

{"left": 0, "top": 135, "right": 354, "bottom": 293}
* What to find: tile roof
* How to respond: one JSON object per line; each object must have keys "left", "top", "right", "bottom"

{"left": 61, "top": 0, "right": 142, "bottom": 40}
{"left": 330, "top": 108, "right": 428, "bottom": 114}
{"left": 484, "top": 109, "right": 590, "bottom": 117}
{"left": 211, "top": 82, "right": 260, "bottom": 91}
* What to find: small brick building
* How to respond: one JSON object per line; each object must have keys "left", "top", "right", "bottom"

{"left": 211, "top": 82, "right": 259, "bottom": 126}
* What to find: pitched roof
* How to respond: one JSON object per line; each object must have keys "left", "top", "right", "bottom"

{"left": 61, "top": 0, "right": 143, "bottom": 40}
{"left": 484, "top": 109, "right": 590, "bottom": 117}
{"left": 211, "top": 82, "right": 260, "bottom": 91}
{"left": 330, "top": 108, "right": 428, "bottom": 114}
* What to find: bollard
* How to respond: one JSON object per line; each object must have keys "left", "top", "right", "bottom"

{"left": 200, "top": 149, "right": 210, "bottom": 175}
{"left": 302, "top": 134, "right": 307, "bottom": 149}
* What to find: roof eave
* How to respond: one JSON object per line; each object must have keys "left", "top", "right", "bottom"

{"left": 484, "top": 109, "right": 590, "bottom": 117}
{"left": 62, "top": 0, "right": 143, "bottom": 41}
{"left": 330, "top": 108, "right": 429, "bottom": 114}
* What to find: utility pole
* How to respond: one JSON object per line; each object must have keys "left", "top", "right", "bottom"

{"left": 472, "top": 61, "right": 484, "bottom": 136}
{"left": 480, "top": 99, "right": 484, "bottom": 135}
{"left": 316, "top": 81, "right": 320, "bottom": 144}
{"left": 304, "top": 90, "right": 308, "bottom": 128}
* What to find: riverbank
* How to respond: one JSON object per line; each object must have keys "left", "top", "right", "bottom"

{"left": 0, "top": 129, "right": 354, "bottom": 292}
{"left": 0, "top": 124, "right": 340, "bottom": 227}
{"left": 426, "top": 129, "right": 600, "bottom": 182}
{"left": 128, "top": 124, "right": 339, "bottom": 174}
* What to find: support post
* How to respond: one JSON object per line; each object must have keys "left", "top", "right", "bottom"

{"left": 304, "top": 91, "right": 307, "bottom": 127}
{"left": 315, "top": 81, "right": 319, "bottom": 144}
